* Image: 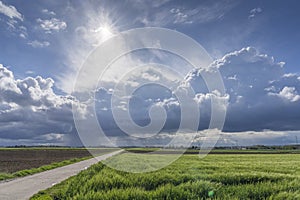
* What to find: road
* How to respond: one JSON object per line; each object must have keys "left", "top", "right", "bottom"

{"left": 0, "top": 149, "right": 123, "bottom": 200}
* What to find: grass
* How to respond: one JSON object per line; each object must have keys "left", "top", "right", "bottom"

{"left": 125, "top": 148, "right": 300, "bottom": 154}
{"left": 31, "top": 153, "right": 300, "bottom": 200}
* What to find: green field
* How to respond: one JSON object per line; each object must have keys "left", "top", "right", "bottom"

{"left": 125, "top": 148, "right": 300, "bottom": 154}
{"left": 32, "top": 152, "right": 300, "bottom": 200}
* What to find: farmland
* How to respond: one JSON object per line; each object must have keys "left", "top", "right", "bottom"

{"left": 31, "top": 152, "right": 300, "bottom": 200}
{"left": 0, "top": 148, "right": 115, "bottom": 181}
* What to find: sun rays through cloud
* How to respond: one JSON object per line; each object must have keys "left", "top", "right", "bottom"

{"left": 0, "top": 0, "right": 300, "bottom": 146}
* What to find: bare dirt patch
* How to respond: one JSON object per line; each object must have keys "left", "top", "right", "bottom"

{"left": 0, "top": 148, "right": 113, "bottom": 173}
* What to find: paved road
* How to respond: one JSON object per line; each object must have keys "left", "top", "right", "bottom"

{"left": 0, "top": 149, "right": 123, "bottom": 200}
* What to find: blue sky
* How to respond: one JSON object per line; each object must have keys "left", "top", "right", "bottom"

{"left": 1, "top": 0, "right": 300, "bottom": 79}
{"left": 0, "top": 0, "right": 300, "bottom": 146}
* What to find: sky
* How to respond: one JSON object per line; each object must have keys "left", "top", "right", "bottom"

{"left": 0, "top": 0, "right": 300, "bottom": 147}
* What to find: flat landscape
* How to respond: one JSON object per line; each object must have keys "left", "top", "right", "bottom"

{"left": 0, "top": 148, "right": 115, "bottom": 180}
{"left": 0, "top": 150, "right": 123, "bottom": 200}
{"left": 31, "top": 151, "right": 300, "bottom": 200}
{"left": 1, "top": 1, "right": 300, "bottom": 200}
{"left": 0, "top": 148, "right": 89, "bottom": 173}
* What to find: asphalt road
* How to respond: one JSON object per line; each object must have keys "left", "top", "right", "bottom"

{"left": 0, "top": 149, "right": 123, "bottom": 200}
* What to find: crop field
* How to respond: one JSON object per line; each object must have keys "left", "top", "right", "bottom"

{"left": 32, "top": 152, "right": 300, "bottom": 200}
{"left": 0, "top": 148, "right": 115, "bottom": 180}
{"left": 0, "top": 148, "right": 116, "bottom": 173}
{"left": 125, "top": 148, "right": 300, "bottom": 154}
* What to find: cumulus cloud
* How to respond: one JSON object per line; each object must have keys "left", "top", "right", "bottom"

{"left": 27, "top": 40, "right": 50, "bottom": 48}
{"left": 274, "top": 86, "right": 300, "bottom": 102}
{"left": 194, "top": 90, "right": 229, "bottom": 109}
{"left": 148, "top": 129, "right": 297, "bottom": 147}
{"left": 216, "top": 130, "right": 300, "bottom": 146}
{"left": 186, "top": 47, "right": 300, "bottom": 132}
{"left": 2, "top": 46, "right": 300, "bottom": 146}
{"left": 77, "top": 47, "right": 300, "bottom": 147}
{"left": 249, "top": 7, "right": 262, "bottom": 19}
{"left": 0, "top": 64, "right": 86, "bottom": 145}
{"left": 0, "top": 1, "right": 23, "bottom": 21}
{"left": 37, "top": 18, "right": 67, "bottom": 33}
{"left": 41, "top": 9, "right": 56, "bottom": 16}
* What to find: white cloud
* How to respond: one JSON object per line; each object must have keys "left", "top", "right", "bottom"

{"left": 6, "top": 18, "right": 17, "bottom": 29}
{"left": 65, "top": 45, "right": 300, "bottom": 143}
{"left": 155, "top": 129, "right": 292, "bottom": 147}
{"left": 0, "top": 1, "right": 23, "bottom": 21}
{"left": 27, "top": 40, "right": 50, "bottom": 48}
{"left": 170, "top": 8, "right": 191, "bottom": 24}
{"left": 249, "top": 7, "right": 262, "bottom": 19}
{"left": 128, "top": 0, "right": 171, "bottom": 9}
{"left": 0, "top": 64, "right": 21, "bottom": 94}
{"left": 141, "top": 72, "right": 160, "bottom": 82}
{"left": 19, "top": 33, "right": 26, "bottom": 39}
{"left": 2, "top": 45, "right": 300, "bottom": 146}
{"left": 41, "top": 9, "right": 56, "bottom": 16}
{"left": 194, "top": 90, "right": 229, "bottom": 111}
{"left": 37, "top": 18, "right": 67, "bottom": 33}
{"left": 71, "top": 46, "right": 300, "bottom": 137}
{"left": 25, "top": 70, "right": 35, "bottom": 75}
{"left": 276, "top": 87, "right": 300, "bottom": 102}
{"left": 5, "top": 18, "right": 28, "bottom": 38}
{"left": 186, "top": 47, "right": 300, "bottom": 132}
{"left": 104, "top": 129, "right": 298, "bottom": 147}
{"left": 283, "top": 73, "right": 297, "bottom": 78}
{"left": 140, "top": 1, "right": 237, "bottom": 26}
{"left": 210, "top": 130, "right": 296, "bottom": 146}
{"left": 0, "top": 64, "right": 86, "bottom": 145}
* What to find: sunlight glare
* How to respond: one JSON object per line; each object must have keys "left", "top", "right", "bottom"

{"left": 94, "top": 24, "right": 114, "bottom": 41}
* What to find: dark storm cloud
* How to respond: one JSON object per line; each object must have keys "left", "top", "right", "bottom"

{"left": 0, "top": 64, "right": 85, "bottom": 145}
{"left": 186, "top": 47, "right": 300, "bottom": 132}
{"left": 1, "top": 47, "right": 300, "bottom": 146}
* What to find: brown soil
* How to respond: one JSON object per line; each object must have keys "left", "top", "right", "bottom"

{"left": 0, "top": 148, "right": 113, "bottom": 173}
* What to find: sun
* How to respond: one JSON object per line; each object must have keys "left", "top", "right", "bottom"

{"left": 94, "top": 24, "right": 114, "bottom": 41}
